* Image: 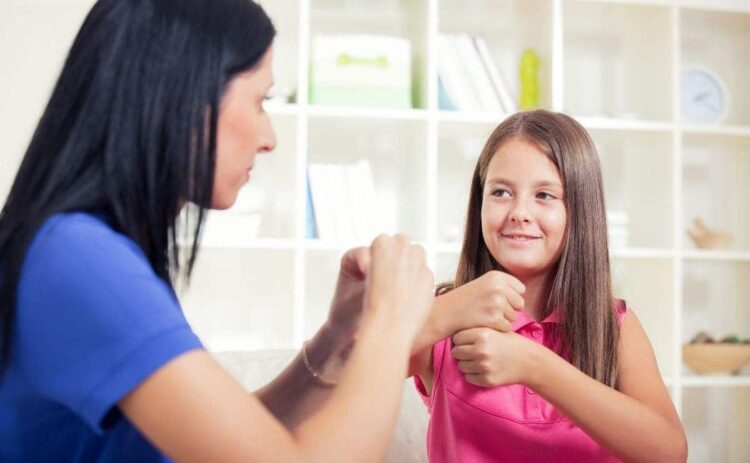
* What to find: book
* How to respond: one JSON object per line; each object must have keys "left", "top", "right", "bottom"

{"left": 473, "top": 35, "right": 516, "bottom": 113}
{"left": 308, "top": 161, "right": 381, "bottom": 243}
{"left": 457, "top": 33, "right": 503, "bottom": 114}
{"left": 438, "top": 33, "right": 480, "bottom": 112}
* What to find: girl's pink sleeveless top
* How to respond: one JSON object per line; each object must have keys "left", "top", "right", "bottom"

{"left": 414, "top": 300, "right": 628, "bottom": 463}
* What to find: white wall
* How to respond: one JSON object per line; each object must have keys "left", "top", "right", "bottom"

{"left": 0, "top": 0, "right": 94, "bottom": 201}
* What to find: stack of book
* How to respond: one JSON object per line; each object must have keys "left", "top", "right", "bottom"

{"left": 438, "top": 33, "right": 516, "bottom": 114}
{"left": 307, "top": 160, "right": 394, "bottom": 242}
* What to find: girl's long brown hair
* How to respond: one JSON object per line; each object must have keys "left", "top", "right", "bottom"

{"left": 440, "top": 109, "right": 619, "bottom": 387}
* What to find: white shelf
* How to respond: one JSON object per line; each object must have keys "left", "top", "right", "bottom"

{"left": 307, "top": 105, "right": 428, "bottom": 121}
{"left": 611, "top": 248, "right": 675, "bottom": 259}
{"left": 200, "top": 238, "right": 298, "bottom": 251}
{"left": 678, "top": 0, "right": 750, "bottom": 14}
{"left": 437, "top": 110, "right": 513, "bottom": 124}
{"left": 680, "top": 124, "right": 750, "bottom": 136}
{"left": 577, "top": 116, "right": 673, "bottom": 132}
{"left": 303, "top": 239, "right": 370, "bottom": 251}
{"left": 681, "top": 250, "right": 750, "bottom": 262}
{"left": 682, "top": 376, "right": 750, "bottom": 387}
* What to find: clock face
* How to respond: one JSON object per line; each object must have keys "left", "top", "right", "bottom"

{"left": 681, "top": 68, "right": 727, "bottom": 124}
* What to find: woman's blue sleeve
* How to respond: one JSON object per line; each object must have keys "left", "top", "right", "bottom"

{"left": 14, "top": 213, "right": 203, "bottom": 433}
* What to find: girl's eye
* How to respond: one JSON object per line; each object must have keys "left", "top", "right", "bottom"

{"left": 491, "top": 189, "right": 510, "bottom": 198}
{"left": 537, "top": 192, "right": 556, "bottom": 200}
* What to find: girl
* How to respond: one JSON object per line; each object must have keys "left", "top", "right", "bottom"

{"left": 0, "top": 1, "right": 434, "bottom": 462}
{"left": 409, "top": 110, "right": 687, "bottom": 463}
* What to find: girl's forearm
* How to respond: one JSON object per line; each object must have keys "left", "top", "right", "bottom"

{"left": 412, "top": 293, "right": 457, "bottom": 354}
{"left": 527, "top": 346, "right": 687, "bottom": 463}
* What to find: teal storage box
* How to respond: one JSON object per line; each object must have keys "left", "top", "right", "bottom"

{"left": 309, "top": 34, "right": 412, "bottom": 108}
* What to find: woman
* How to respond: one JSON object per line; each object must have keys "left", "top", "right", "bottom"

{"left": 0, "top": 1, "right": 434, "bottom": 461}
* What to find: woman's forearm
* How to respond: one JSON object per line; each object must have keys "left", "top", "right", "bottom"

{"left": 528, "top": 346, "right": 687, "bottom": 463}
{"left": 254, "top": 323, "right": 353, "bottom": 430}
{"left": 294, "top": 312, "right": 414, "bottom": 463}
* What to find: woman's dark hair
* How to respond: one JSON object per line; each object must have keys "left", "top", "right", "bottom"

{"left": 0, "top": 0, "right": 275, "bottom": 372}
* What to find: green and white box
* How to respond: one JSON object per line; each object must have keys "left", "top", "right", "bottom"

{"left": 309, "top": 34, "right": 412, "bottom": 108}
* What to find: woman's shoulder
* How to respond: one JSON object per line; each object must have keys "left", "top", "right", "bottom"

{"left": 36, "top": 211, "right": 120, "bottom": 245}
{"left": 26, "top": 211, "right": 152, "bottom": 277}
{"left": 30, "top": 212, "right": 142, "bottom": 255}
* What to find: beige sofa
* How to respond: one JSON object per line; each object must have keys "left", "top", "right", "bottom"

{"left": 213, "top": 350, "right": 429, "bottom": 462}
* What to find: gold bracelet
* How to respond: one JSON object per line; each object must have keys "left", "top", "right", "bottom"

{"left": 301, "top": 341, "right": 338, "bottom": 388}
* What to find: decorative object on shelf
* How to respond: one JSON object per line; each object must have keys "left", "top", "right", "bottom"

{"left": 686, "top": 216, "right": 732, "bottom": 250}
{"left": 680, "top": 67, "right": 728, "bottom": 124}
{"left": 519, "top": 49, "right": 539, "bottom": 110}
{"left": 309, "top": 34, "right": 412, "bottom": 109}
{"left": 683, "top": 331, "right": 750, "bottom": 375}
{"left": 436, "top": 34, "right": 516, "bottom": 114}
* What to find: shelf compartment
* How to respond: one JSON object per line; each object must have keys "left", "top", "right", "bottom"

{"left": 683, "top": 386, "right": 750, "bottom": 463}
{"left": 307, "top": 116, "right": 428, "bottom": 242}
{"left": 590, "top": 129, "right": 674, "bottom": 249}
{"left": 680, "top": 9, "right": 750, "bottom": 127}
{"left": 180, "top": 249, "right": 296, "bottom": 351}
{"left": 563, "top": 1, "right": 673, "bottom": 121}
{"left": 682, "top": 260, "right": 750, "bottom": 377}
{"left": 439, "top": 0, "right": 553, "bottom": 112}
{"left": 309, "top": 0, "right": 428, "bottom": 109}
{"left": 682, "top": 133, "right": 750, "bottom": 252}
{"left": 611, "top": 257, "right": 675, "bottom": 376}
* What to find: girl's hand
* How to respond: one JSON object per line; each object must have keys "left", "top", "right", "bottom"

{"left": 438, "top": 270, "right": 525, "bottom": 337}
{"left": 451, "top": 327, "right": 540, "bottom": 388}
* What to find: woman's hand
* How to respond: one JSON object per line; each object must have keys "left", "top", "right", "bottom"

{"left": 318, "top": 236, "right": 434, "bottom": 380}
{"left": 451, "top": 327, "right": 540, "bottom": 388}
{"left": 325, "top": 246, "right": 370, "bottom": 334}
{"left": 363, "top": 234, "right": 434, "bottom": 340}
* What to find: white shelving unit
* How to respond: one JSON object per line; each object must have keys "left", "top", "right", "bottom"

{"left": 1, "top": 0, "right": 748, "bottom": 460}
{"left": 183, "top": 1, "right": 750, "bottom": 460}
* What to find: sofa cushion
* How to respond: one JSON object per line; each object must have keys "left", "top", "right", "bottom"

{"left": 212, "top": 349, "right": 428, "bottom": 462}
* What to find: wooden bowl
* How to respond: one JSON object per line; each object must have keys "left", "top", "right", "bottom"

{"left": 683, "top": 343, "right": 750, "bottom": 375}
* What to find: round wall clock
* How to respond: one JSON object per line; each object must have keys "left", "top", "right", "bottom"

{"left": 681, "top": 67, "right": 728, "bottom": 124}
